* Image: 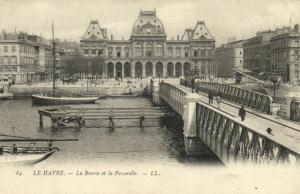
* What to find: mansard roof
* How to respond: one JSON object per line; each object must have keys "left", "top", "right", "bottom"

{"left": 182, "top": 21, "right": 214, "bottom": 41}
{"left": 131, "top": 10, "right": 166, "bottom": 37}
{"left": 82, "top": 20, "right": 108, "bottom": 41}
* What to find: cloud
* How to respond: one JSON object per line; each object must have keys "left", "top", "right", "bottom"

{"left": 0, "top": 0, "right": 299, "bottom": 45}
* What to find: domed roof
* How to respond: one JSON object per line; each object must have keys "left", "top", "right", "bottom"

{"left": 131, "top": 10, "right": 165, "bottom": 36}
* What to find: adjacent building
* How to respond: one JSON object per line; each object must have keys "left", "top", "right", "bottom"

{"left": 80, "top": 10, "right": 215, "bottom": 78}
{"left": 0, "top": 31, "right": 53, "bottom": 83}
{"left": 243, "top": 30, "right": 275, "bottom": 76}
{"left": 270, "top": 24, "right": 300, "bottom": 84}
{"left": 215, "top": 40, "right": 243, "bottom": 78}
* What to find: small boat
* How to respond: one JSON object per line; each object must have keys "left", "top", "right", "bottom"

{"left": 0, "top": 132, "right": 78, "bottom": 165}
{"left": 0, "top": 146, "right": 58, "bottom": 165}
{"left": 32, "top": 94, "right": 100, "bottom": 106}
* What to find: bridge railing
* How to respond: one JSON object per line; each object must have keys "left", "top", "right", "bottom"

{"left": 196, "top": 102, "right": 300, "bottom": 166}
{"left": 180, "top": 79, "right": 273, "bottom": 115}
{"left": 159, "top": 82, "right": 186, "bottom": 116}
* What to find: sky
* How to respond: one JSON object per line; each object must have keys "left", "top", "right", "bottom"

{"left": 1, "top": 0, "right": 300, "bottom": 46}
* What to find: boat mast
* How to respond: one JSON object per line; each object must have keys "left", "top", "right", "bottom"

{"left": 52, "top": 21, "right": 56, "bottom": 94}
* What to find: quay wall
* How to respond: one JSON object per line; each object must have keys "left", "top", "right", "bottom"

{"left": 11, "top": 85, "right": 144, "bottom": 98}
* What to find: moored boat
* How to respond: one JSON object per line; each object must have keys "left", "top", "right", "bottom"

{"left": 0, "top": 147, "right": 57, "bottom": 165}
{"left": 32, "top": 94, "right": 100, "bottom": 106}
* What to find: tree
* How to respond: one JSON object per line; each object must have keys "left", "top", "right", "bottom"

{"left": 60, "top": 55, "right": 105, "bottom": 76}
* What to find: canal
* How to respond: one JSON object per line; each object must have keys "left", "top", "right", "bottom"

{"left": 0, "top": 97, "right": 221, "bottom": 167}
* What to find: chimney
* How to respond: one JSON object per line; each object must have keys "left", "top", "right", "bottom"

{"left": 177, "top": 35, "right": 179, "bottom": 40}
{"left": 111, "top": 34, "right": 114, "bottom": 40}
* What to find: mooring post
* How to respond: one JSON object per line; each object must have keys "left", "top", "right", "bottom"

{"left": 39, "top": 113, "right": 43, "bottom": 129}
{"left": 109, "top": 107, "right": 115, "bottom": 130}
{"left": 139, "top": 108, "right": 144, "bottom": 127}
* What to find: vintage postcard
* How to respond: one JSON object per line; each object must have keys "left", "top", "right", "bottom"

{"left": 0, "top": 0, "right": 300, "bottom": 193}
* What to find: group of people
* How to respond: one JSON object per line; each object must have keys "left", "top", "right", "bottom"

{"left": 208, "top": 91, "right": 221, "bottom": 109}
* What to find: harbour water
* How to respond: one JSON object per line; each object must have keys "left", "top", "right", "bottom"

{"left": 0, "top": 97, "right": 221, "bottom": 167}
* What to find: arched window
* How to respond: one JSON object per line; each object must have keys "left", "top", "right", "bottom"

{"left": 155, "top": 44, "right": 163, "bottom": 57}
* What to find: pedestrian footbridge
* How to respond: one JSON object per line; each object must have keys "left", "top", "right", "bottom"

{"left": 155, "top": 80, "right": 300, "bottom": 166}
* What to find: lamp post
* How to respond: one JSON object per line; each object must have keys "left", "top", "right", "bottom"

{"left": 270, "top": 73, "right": 280, "bottom": 98}
{"left": 189, "top": 69, "right": 196, "bottom": 93}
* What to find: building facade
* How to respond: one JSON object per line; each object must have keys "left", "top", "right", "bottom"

{"left": 243, "top": 30, "right": 275, "bottom": 76}
{"left": 80, "top": 10, "right": 215, "bottom": 78}
{"left": 270, "top": 24, "right": 300, "bottom": 84}
{"left": 215, "top": 40, "right": 243, "bottom": 78}
{"left": 0, "top": 32, "right": 53, "bottom": 83}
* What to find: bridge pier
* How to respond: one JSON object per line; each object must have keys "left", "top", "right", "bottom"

{"left": 183, "top": 93, "right": 210, "bottom": 155}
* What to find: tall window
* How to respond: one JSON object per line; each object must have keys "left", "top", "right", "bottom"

{"left": 116, "top": 47, "right": 121, "bottom": 58}
{"left": 184, "top": 47, "right": 189, "bottom": 57}
{"left": 108, "top": 47, "right": 113, "bottom": 58}
{"left": 176, "top": 47, "right": 181, "bottom": 57}
{"left": 124, "top": 47, "right": 130, "bottom": 58}
{"left": 84, "top": 47, "right": 89, "bottom": 55}
{"left": 12, "top": 56, "right": 17, "bottom": 64}
{"left": 145, "top": 43, "right": 153, "bottom": 57}
{"left": 155, "top": 44, "right": 163, "bottom": 57}
{"left": 91, "top": 46, "right": 96, "bottom": 55}
{"left": 200, "top": 47, "right": 206, "bottom": 57}
{"left": 193, "top": 46, "right": 198, "bottom": 57}
{"left": 12, "top": 46, "right": 15, "bottom": 53}
{"left": 4, "top": 46, "right": 8, "bottom": 53}
{"left": 98, "top": 48, "right": 103, "bottom": 56}
{"left": 134, "top": 43, "right": 142, "bottom": 57}
{"left": 167, "top": 47, "right": 173, "bottom": 57}
{"left": 207, "top": 47, "right": 212, "bottom": 57}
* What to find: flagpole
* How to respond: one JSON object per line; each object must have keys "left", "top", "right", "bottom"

{"left": 52, "top": 21, "right": 56, "bottom": 95}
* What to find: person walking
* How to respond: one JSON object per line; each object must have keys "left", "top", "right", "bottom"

{"left": 216, "top": 95, "right": 221, "bottom": 109}
{"left": 208, "top": 91, "right": 212, "bottom": 104}
{"left": 239, "top": 104, "right": 246, "bottom": 121}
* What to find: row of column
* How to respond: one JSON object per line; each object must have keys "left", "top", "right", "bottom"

{"left": 107, "top": 62, "right": 189, "bottom": 78}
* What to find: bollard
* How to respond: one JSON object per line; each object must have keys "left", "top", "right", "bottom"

{"left": 39, "top": 114, "right": 43, "bottom": 129}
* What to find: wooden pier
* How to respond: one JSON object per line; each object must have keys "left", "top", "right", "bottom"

{"left": 38, "top": 106, "right": 176, "bottom": 129}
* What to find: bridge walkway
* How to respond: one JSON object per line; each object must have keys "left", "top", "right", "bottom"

{"left": 167, "top": 81, "right": 300, "bottom": 155}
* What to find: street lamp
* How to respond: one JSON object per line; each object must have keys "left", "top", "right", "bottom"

{"left": 270, "top": 73, "right": 281, "bottom": 98}
{"left": 189, "top": 69, "right": 196, "bottom": 93}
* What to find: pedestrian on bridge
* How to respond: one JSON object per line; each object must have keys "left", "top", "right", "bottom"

{"left": 208, "top": 91, "right": 214, "bottom": 104}
{"left": 216, "top": 95, "right": 221, "bottom": 109}
{"left": 239, "top": 104, "right": 246, "bottom": 121}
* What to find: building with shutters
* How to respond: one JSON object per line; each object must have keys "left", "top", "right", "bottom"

{"left": 80, "top": 10, "right": 215, "bottom": 78}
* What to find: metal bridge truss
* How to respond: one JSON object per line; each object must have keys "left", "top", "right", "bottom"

{"left": 180, "top": 79, "right": 273, "bottom": 115}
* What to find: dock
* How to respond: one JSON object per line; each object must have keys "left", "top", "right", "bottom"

{"left": 38, "top": 106, "right": 176, "bottom": 129}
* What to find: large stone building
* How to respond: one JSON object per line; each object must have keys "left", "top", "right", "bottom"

{"left": 271, "top": 24, "right": 300, "bottom": 84}
{"left": 243, "top": 30, "right": 275, "bottom": 76}
{"left": 0, "top": 31, "right": 53, "bottom": 83}
{"left": 80, "top": 10, "right": 215, "bottom": 78}
{"left": 215, "top": 40, "right": 243, "bottom": 78}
